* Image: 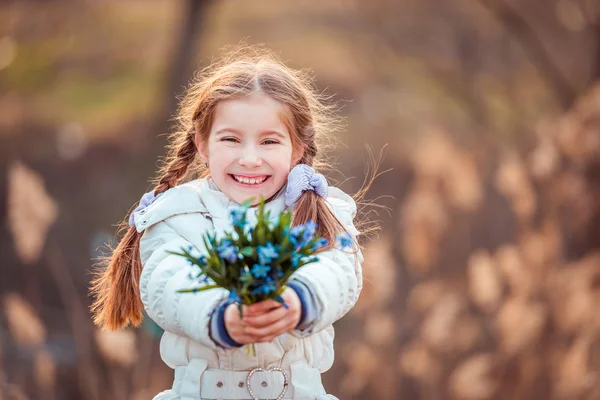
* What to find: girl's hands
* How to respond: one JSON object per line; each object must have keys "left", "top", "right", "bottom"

{"left": 223, "top": 303, "right": 260, "bottom": 345}
{"left": 224, "top": 287, "right": 302, "bottom": 344}
{"left": 243, "top": 287, "right": 302, "bottom": 343}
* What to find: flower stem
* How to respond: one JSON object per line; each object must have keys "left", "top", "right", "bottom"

{"left": 245, "top": 343, "right": 257, "bottom": 357}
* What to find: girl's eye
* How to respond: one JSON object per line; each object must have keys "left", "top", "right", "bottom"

{"left": 262, "top": 140, "right": 279, "bottom": 145}
{"left": 223, "top": 137, "right": 239, "bottom": 143}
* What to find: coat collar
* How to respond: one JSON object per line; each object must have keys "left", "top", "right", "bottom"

{"left": 133, "top": 177, "right": 289, "bottom": 234}
{"left": 133, "top": 176, "right": 359, "bottom": 237}
{"left": 194, "top": 177, "right": 289, "bottom": 223}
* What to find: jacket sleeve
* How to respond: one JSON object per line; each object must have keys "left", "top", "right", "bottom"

{"left": 209, "top": 298, "right": 244, "bottom": 349}
{"left": 138, "top": 219, "right": 229, "bottom": 351}
{"left": 287, "top": 193, "right": 364, "bottom": 338}
{"left": 286, "top": 280, "right": 320, "bottom": 330}
{"left": 287, "top": 245, "right": 364, "bottom": 338}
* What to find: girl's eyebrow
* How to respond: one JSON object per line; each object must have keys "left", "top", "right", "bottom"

{"left": 214, "top": 127, "right": 242, "bottom": 136}
{"left": 214, "top": 128, "right": 287, "bottom": 139}
{"left": 262, "top": 130, "right": 287, "bottom": 139}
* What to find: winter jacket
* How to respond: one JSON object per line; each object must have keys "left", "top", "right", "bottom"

{"left": 132, "top": 177, "right": 363, "bottom": 399}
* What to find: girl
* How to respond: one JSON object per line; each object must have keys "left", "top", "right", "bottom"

{"left": 91, "top": 47, "right": 369, "bottom": 400}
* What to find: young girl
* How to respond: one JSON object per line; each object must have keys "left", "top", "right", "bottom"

{"left": 91, "top": 47, "right": 368, "bottom": 400}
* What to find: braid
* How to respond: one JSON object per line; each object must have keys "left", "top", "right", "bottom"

{"left": 155, "top": 127, "right": 198, "bottom": 194}
{"left": 89, "top": 126, "right": 199, "bottom": 331}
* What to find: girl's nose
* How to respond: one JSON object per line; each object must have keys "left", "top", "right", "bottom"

{"left": 238, "top": 154, "right": 262, "bottom": 168}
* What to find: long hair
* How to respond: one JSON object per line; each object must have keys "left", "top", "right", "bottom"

{"left": 90, "top": 45, "right": 380, "bottom": 331}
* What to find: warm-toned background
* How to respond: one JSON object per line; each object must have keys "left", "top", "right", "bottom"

{"left": 1, "top": 1, "right": 600, "bottom": 399}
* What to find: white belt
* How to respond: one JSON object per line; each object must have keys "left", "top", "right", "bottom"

{"left": 173, "top": 359, "right": 326, "bottom": 399}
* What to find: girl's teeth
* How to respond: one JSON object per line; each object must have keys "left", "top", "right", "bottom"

{"left": 234, "top": 175, "right": 266, "bottom": 184}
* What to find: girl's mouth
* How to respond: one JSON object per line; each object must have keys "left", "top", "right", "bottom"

{"left": 229, "top": 174, "right": 271, "bottom": 187}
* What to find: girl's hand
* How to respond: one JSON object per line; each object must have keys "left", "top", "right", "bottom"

{"left": 241, "top": 287, "right": 302, "bottom": 343}
{"left": 223, "top": 303, "right": 262, "bottom": 345}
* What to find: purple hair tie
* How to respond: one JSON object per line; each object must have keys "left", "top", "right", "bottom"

{"left": 128, "top": 190, "right": 162, "bottom": 227}
{"left": 285, "top": 164, "right": 328, "bottom": 207}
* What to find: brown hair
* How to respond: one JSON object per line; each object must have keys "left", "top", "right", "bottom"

{"left": 90, "top": 45, "right": 380, "bottom": 331}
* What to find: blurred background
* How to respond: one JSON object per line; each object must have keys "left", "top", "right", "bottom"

{"left": 1, "top": 0, "right": 600, "bottom": 399}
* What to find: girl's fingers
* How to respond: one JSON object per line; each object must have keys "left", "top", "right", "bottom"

{"left": 226, "top": 304, "right": 279, "bottom": 344}
{"left": 244, "top": 315, "right": 292, "bottom": 338}
{"left": 243, "top": 306, "right": 288, "bottom": 328}
{"left": 246, "top": 299, "right": 282, "bottom": 315}
{"left": 229, "top": 325, "right": 260, "bottom": 344}
{"left": 237, "top": 304, "right": 269, "bottom": 318}
{"left": 232, "top": 320, "right": 294, "bottom": 344}
{"left": 233, "top": 334, "right": 258, "bottom": 344}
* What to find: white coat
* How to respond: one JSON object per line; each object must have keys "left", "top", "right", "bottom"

{"left": 132, "top": 177, "right": 363, "bottom": 400}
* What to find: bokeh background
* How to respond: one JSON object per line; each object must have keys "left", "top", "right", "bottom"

{"left": 1, "top": 0, "right": 600, "bottom": 399}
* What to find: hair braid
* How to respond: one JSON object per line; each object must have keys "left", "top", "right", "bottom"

{"left": 154, "top": 127, "right": 198, "bottom": 195}
{"left": 90, "top": 126, "right": 199, "bottom": 331}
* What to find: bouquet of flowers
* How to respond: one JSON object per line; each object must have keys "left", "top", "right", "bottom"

{"left": 168, "top": 196, "right": 351, "bottom": 356}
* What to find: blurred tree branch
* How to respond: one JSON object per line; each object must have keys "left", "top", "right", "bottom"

{"left": 477, "top": 0, "right": 579, "bottom": 109}
{"left": 583, "top": 0, "right": 600, "bottom": 80}
{"left": 152, "top": 0, "right": 214, "bottom": 146}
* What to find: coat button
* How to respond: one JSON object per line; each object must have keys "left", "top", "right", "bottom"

{"left": 216, "top": 381, "right": 223, "bottom": 388}
{"left": 141, "top": 219, "right": 148, "bottom": 225}
{"left": 238, "top": 382, "right": 244, "bottom": 388}
{"left": 139, "top": 209, "right": 147, "bottom": 215}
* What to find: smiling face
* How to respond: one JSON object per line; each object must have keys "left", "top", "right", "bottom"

{"left": 196, "top": 93, "right": 304, "bottom": 205}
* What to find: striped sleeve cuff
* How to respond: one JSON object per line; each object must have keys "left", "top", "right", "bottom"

{"left": 287, "top": 280, "right": 319, "bottom": 331}
{"left": 209, "top": 298, "right": 244, "bottom": 349}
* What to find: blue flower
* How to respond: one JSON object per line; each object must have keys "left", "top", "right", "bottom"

{"left": 244, "top": 225, "right": 254, "bottom": 241}
{"left": 251, "top": 281, "right": 276, "bottom": 295}
{"left": 257, "top": 242, "right": 278, "bottom": 265}
{"left": 251, "top": 264, "right": 271, "bottom": 279}
{"left": 216, "top": 240, "right": 239, "bottom": 263}
{"left": 336, "top": 232, "right": 353, "bottom": 250}
{"left": 311, "top": 237, "right": 328, "bottom": 251}
{"left": 196, "top": 255, "right": 207, "bottom": 265}
{"left": 228, "top": 289, "right": 241, "bottom": 303}
{"left": 304, "top": 220, "right": 317, "bottom": 237}
{"left": 290, "top": 220, "right": 319, "bottom": 249}
{"left": 290, "top": 225, "right": 303, "bottom": 238}
{"left": 290, "top": 225, "right": 307, "bottom": 248}
{"left": 186, "top": 244, "right": 203, "bottom": 258}
{"left": 291, "top": 253, "right": 303, "bottom": 268}
{"left": 229, "top": 206, "right": 247, "bottom": 227}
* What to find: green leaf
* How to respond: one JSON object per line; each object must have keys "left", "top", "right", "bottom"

{"left": 165, "top": 250, "right": 186, "bottom": 257}
{"left": 239, "top": 246, "right": 254, "bottom": 257}
{"left": 241, "top": 198, "right": 254, "bottom": 208}
{"left": 258, "top": 195, "right": 265, "bottom": 217}
{"left": 280, "top": 211, "right": 291, "bottom": 227}
{"left": 177, "top": 284, "right": 220, "bottom": 293}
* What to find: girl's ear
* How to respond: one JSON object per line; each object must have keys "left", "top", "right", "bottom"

{"left": 292, "top": 144, "right": 306, "bottom": 165}
{"left": 195, "top": 133, "right": 208, "bottom": 160}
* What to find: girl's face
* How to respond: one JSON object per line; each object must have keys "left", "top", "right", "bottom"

{"left": 197, "top": 93, "right": 304, "bottom": 206}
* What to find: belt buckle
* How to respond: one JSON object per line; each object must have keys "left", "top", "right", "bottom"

{"left": 246, "top": 366, "right": 289, "bottom": 400}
